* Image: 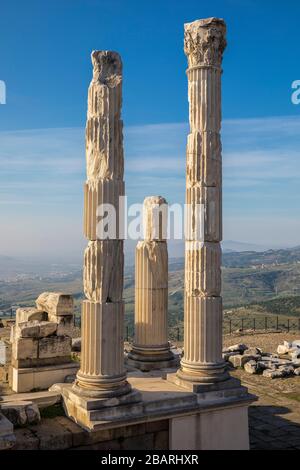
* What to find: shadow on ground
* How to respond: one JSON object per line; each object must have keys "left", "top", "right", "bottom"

{"left": 249, "top": 405, "right": 300, "bottom": 450}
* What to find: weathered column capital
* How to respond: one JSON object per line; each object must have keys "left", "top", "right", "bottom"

{"left": 184, "top": 17, "right": 226, "bottom": 69}
{"left": 91, "top": 50, "right": 122, "bottom": 84}
{"left": 86, "top": 50, "right": 124, "bottom": 182}
{"left": 143, "top": 195, "right": 168, "bottom": 241}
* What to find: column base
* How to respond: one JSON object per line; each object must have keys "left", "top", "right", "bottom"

{"left": 168, "top": 362, "right": 231, "bottom": 393}
{"left": 58, "top": 383, "right": 142, "bottom": 431}
{"left": 167, "top": 372, "right": 236, "bottom": 394}
{"left": 170, "top": 401, "right": 251, "bottom": 450}
{"left": 127, "top": 345, "right": 180, "bottom": 372}
{"left": 74, "top": 370, "right": 132, "bottom": 399}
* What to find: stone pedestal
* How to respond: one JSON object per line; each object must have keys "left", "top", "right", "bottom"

{"left": 169, "top": 405, "right": 250, "bottom": 450}
{"left": 57, "top": 370, "right": 254, "bottom": 450}
{"left": 127, "top": 197, "right": 178, "bottom": 371}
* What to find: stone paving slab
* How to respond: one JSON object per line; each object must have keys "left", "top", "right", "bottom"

{"left": 245, "top": 377, "right": 300, "bottom": 449}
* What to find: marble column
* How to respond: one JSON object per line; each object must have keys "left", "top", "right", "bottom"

{"left": 127, "top": 197, "right": 178, "bottom": 371}
{"left": 177, "top": 18, "right": 229, "bottom": 387}
{"left": 73, "top": 51, "right": 130, "bottom": 398}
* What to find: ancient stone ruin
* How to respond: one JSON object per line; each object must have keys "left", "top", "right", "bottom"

{"left": 176, "top": 17, "right": 227, "bottom": 388}
{"left": 0, "top": 17, "right": 258, "bottom": 451}
{"left": 10, "top": 293, "right": 78, "bottom": 393}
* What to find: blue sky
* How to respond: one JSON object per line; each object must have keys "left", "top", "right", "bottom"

{"left": 0, "top": 0, "right": 299, "bottom": 259}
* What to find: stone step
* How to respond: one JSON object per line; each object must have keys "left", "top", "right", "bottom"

{"left": 0, "top": 390, "right": 61, "bottom": 409}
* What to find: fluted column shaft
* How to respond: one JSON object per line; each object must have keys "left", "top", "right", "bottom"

{"left": 178, "top": 18, "right": 229, "bottom": 384}
{"left": 128, "top": 197, "right": 177, "bottom": 370}
{"left": 134, "top": 240, "right": 168, "bottom": 350}
{"left": 74, "top": 51, "right": 130, "bottom": 398}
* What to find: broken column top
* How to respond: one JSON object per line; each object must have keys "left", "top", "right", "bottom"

{"left": 36, "top": 292, "right": 74, "bottom": 317}
{"left": 91, "top": 50, "right": 122, "bottom": 86}
{"left": 144, "top": 195, "right": 167, "bottom": 208}
{"left": 143, "top": 196, "right": 168, "bottom": 241}
{"left": 86, "top": 50, "right": 124, "bottom": 181}
{"left": 184, "top": 17, "right": 227, "bottom": 68}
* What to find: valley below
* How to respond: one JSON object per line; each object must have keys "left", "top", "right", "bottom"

{"left": 1, "top": 246, "right": 300, "bottom": 338}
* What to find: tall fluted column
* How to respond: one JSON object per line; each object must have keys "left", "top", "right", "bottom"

{"left": 74, "top": 51, "right": 130, "bottom": 398}
{"left": 177, "top": 18, "right": 229, "bottom": 387}
{"left": 127, "top": 197, "right": 178, "bottom": 371}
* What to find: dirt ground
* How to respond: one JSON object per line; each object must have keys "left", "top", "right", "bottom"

{"left": 223, "top": 331, "right": 300, "bottom": 449}
{"left": 223, "top": 330, "right": 300, "bottom": 354}
{"left": 223, "top": 331, "right": 300, "bottom": 395}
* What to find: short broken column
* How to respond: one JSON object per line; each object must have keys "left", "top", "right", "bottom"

{"left": 127, "top": 197, "right": 178, "bottom": 371}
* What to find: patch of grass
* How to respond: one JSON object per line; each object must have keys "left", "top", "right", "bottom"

{"left": 282, "top": 393, "right": 300, "bottom": 403}
{"left": 40, "top": 403, "right": 65, "bottom": 419}
{"left": 71, "top": 353, "right": 80, "bottom": 362}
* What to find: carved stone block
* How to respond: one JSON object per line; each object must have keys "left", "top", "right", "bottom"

{"left": 36, "top": 293, "right": 74, "bottom": 317}
{"left": 16, "top": 308, "right": 47, "bottom": 325}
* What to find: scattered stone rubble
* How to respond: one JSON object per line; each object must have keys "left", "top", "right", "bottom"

{"left": 223, "top": 340, "right": 300, "bottom": 379}
{"left": 1, "top": 401, "right": 40, "bottom": 427}
{"left": 0, "top": 412, "right": 15, "bottom": 450}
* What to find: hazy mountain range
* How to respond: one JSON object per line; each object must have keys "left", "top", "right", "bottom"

{"left": 1, "top": 245, "right": 300, "bottom": 320}
{"left": 0, "top": 240, "right": 296, "bottom": 277}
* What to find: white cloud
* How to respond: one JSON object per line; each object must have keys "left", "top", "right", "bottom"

{"left": 0, "top": 115, "right": 299, "bottom": 257}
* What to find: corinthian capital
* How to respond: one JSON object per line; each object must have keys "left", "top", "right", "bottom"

{"left": 184, "top": 17, "right": 226, "bottom": 68}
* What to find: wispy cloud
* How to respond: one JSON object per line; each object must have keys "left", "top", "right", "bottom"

{"left": 0, "top": 115, "right": 299, "bottom": 255}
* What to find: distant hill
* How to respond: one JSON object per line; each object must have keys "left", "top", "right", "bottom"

{"left": 222, "top": 240, "right": 273, "bottom": 253}
{"left": 222, "top": 246, "right": 300, "bottom": 268}
{"left": 124, "top": 239, "right": 281, "bottom": 265}
{"left": 1, "top": 245, "right": 300, "bottom": 329}
{"left": 248, "top": 296, "right": 300, "bottom": 317}
{"left": 122, "top": 246, "right": 300, "bottom": 331}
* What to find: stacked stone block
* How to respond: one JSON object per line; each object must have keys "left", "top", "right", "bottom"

{"left": 10, "top": 292, "right": 78, "bottom": 392}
